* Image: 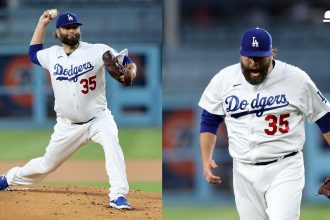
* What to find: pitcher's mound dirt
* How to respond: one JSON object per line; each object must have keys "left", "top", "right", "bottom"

{"left": 0, "top": 185, "right": 161, "bottom": 220}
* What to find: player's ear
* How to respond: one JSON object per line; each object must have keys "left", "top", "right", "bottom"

{"left": 271, "top": 48, "right": 277, "bottom": 59}
{"left": 54, "top": 29, "right": 59, "bottom": 39}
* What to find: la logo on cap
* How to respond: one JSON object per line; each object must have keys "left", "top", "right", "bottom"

{"left": 323, "top": 11, "right": 330, "bottom": 22}
{"left": 252, "top": 37, "right": 259, "bottom": 47}
{"left": 68, "top": 14, "right": 73, "bottom": 21}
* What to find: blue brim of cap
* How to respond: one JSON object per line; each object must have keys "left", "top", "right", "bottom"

{"left": 57, "top": 22, "right": 83, "bottom": 28}
{"left": 240, "top": 50, "right": 272, "bottom": 57}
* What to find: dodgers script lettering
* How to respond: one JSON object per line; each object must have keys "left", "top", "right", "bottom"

{"left": 225, "top": 93, "right": 289, "bottom": 118}
{"left": 53, "top": 62, "right": 94, "bottom": 82}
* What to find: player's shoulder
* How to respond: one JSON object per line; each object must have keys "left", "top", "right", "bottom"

{"left": 79, "top": 42, "right": 114, "bottom": 53}
{"left": 205, "top": 63, "right": 241, "bottom": 93}
{"left": 44, "top": 45, "right": 61, "bottom": 51}
{"left": 212, "top": 63, "right": 241, "bottom": 82}
{"left": 80, "top": 42, "right": 110, "bottom": 49}
{"left": 221, "top": 63, "right": 240, "bottom": 73}
{"left": 38, "top": 45, "right": 61, "bottom": 55}
{"left": 77, "top": 41, "right": 102, "bottom": 48}
{"left": 277, "top": 60, "right": 304, "bottom": 73}
{"left": 47, "top": 45, "right": 61, "bottom": 49}
{"left": 276, "top": 60, "right": 310, "bottom": 81}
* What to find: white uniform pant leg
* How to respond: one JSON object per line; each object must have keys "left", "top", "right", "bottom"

{"left": 265, "top": 152, "right": 305, "bottom": 220}
{"left": 89, "top": 109, "right": 129, "bottom": 200}
{"left": 233, "top": 160, "right": 268, "bottom": 220}
{"left": 6, "top": 119, "right": 89, "bottom": 186}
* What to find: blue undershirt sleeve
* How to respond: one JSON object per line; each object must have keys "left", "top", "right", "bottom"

{"left": 29, "top": 44, "right": 43, "bottom": 66}
{"left": 122, "top": 55, "right": 133, "bottom": 66}
{"left": 315, "top": 112, "right": 330, "bottom": 134}
{"left": 200, "top": 109, "right": 224, "bottom": 134}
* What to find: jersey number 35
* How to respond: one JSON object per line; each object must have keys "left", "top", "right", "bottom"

{"left": 264, "top": 113, "right": 290, "bottom": 135}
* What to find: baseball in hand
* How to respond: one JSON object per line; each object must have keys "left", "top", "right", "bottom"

{"left": 48, "top": 9, "right": 58, "bottom": 19}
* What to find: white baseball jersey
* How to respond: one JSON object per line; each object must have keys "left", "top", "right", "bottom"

{"left": 36, "top": 41, "right": 125, "bottom": 123}
{"left": 5, "top": 41, "right": 130, "bottom": 201}
{"left": 199, "top": 60, "right": 330, "bottom": 163}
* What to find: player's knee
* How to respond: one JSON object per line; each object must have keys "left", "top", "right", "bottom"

{"left": 39, "top": 160, "right": 59, "bottom": 174}
{"left": 97, "top": 133, "right": 119, "bottom": 147}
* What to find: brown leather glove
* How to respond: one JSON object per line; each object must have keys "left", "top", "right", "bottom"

{"left": 102, "top": 50, "right": 131, "bottom": 86}
{"left": 318, "top": 177, "right": 330, "bottom": 199}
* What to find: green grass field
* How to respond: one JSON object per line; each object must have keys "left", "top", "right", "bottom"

{"left": 0, "top": 128, "right": 161, "bottom": 193}
{"left": 0, "top": 128, "right": 161, "bottom": 160}
{"left": 163, "top": 205, "right": 330, "bottom": 220}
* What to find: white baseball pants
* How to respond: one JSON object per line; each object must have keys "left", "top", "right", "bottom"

{"left": 5, "top": 109, "right": 129, "bottom": 201}
{"left": 233, "top": 152, "right": 305, "bottom": 220}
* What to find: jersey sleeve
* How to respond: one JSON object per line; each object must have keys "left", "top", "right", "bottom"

{"left": 198, "top": 73, "right": 225, "bottom": 115}
{"left": 29, "top": 44, "right": 43, "bottom": 66}
{"left": 200, "top": 109, "right": 224, "bottom": 134}
{"left": 36, "top": 48, "right": 50, "bottom": 70}
{"left": 300, "top": 73, "right": 330, "bottom": 122}
{"left": 123, "top": 55, "right": 133, "bottom": 66}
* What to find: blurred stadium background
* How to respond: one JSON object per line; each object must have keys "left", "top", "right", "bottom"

{"left": 163, "top": 0, "right": 330, "bottom": 219}
{"left": 0, "top": 0, "right": 162, "bottom": 192}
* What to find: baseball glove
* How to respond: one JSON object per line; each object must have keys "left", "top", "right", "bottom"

{"left": 102, "top": 50, "right": 132, "bottom": 86}
{"left": 318, "top": 177, "right": 330, "bottom": 199}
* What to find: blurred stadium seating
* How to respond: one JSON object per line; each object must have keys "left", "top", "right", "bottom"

{"left": 0, "top": 1, "right": 162, "bottom": 45}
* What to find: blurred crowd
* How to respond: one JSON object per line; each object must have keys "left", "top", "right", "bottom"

{"left": 181, "top": 0, "right": 329, "bottom": 26}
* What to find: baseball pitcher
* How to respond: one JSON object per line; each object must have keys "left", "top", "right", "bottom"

{"left": 0, "top": 10, "right": 137, "bottom": 209}
{"left": 199, "top": 27, "right": 330, "bottom": 220}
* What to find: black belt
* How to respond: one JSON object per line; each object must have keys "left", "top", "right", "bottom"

{"left": 253, "top": 151, "right": 299, "bottom": 166}
{"left": 72, "top": 117, "right": 95, "bottom": 125}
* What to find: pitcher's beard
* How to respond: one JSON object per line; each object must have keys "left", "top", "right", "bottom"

{"left": 240, "top": 59, "right": 271, "bottom": 85}
{"left": 59, "top": 33, "right": 80, "bottom": 47}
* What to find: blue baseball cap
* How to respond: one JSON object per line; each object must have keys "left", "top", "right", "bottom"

{"left": 240, "top": 27, "right": 272, "bottom": 57}
{"left": 56, "top": 12, "right": 82, "bottom": 28}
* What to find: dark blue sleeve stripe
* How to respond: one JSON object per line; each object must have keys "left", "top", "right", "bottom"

{"left": 122, "top": 55, "right": 133, "bottom": 66}
{"left": 29, "top": 44, "right": 43, "bottom": 66}
{"left": 316, "top": 112, "right": 330, "bottom": 134}
{"left": 200, "top": 109, "right": 224, "bottom": 134}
